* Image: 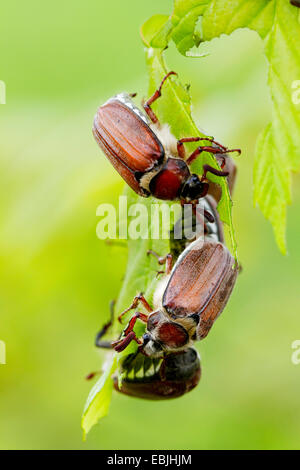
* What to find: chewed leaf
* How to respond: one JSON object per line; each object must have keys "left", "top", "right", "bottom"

{"left": 81, "top": 355, "right": 117, "bottom": 439}
{"left": 201, "top": 1, "right": 275, "bottom": 40}
{"left": 141, "top": 0, "right": 300, "bottom": 252}
{"left": 170, "top": 1, "right": 209, "bottom": 55}
{"left": 140, "top": 14, "right": 172, "bottom": 49}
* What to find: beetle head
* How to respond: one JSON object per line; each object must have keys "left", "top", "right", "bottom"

{"left": 142, "top": 333, "right": 163, "bottom": 357}
{"left": 180, "top": 174, "right": 209, "bottom": 202}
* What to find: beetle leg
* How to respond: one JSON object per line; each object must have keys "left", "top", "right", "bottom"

{"left": 177, "top": 137, "right": 228, "bottom": 159}
{"left": 112, "top": 310, "right": 147, "bottom": 356}
{"left": 112, "top": 331, "right": 142, "bottom": 353}
{"left": 118, "top": 293, "right": 152, "bottom": 324}
{"left": 147, "top": 249, "right": 162, "bottom": 262}
{"left": 124, "top": 312, "right": 148, "bottom": 336}
{"left": 186, "top": 146, "right": 241, "bottom": 166}
{"left": 164, "top": 254, "right": 173, "bottom": 275}
{"left": 95, "top": 300, "right": 115, "bottom": 349}
{"left": 143, "top": 71, "right": 177, "bottom": 125}
{"left": 216, "top": 155, "right": 226, "bottom": 169}
{"left": 147, "top": 250, "right": 173, "bottom": 275}
{"left": 192, "top": 204, "right": 215, "bottom": 230}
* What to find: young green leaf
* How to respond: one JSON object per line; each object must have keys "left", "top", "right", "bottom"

{"left": 201, "top": 0, "right": 300, "bottom": 253}
{"left": 142, "top": 0, "right": 300, "bottom": 252}
{"left": 81, "top": 354, "right": 117, "bottom": 440}
{"left": 253, "top": 124, "right": 290, "bottom": 253}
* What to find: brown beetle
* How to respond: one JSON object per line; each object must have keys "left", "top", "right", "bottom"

{"left": 89, "top": 310, "right": 201, "bottom": 400}
{"left": 112, "top": 236, "right": 238, "bottom": 356}
{"left": 93, "top": 71, "right": 240, "bottom": 204}
{"left": 113, "top": 348, "right": 201, "bottom": 400}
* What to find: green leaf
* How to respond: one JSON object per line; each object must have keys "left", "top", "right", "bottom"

{"left": 253, "top": 1, "right": 300, "bottom": 253}
{"left": 201, "top": 0, "right": 300, "bottom": 253}
{"left": 253, "top": 124, "right": 290, "bottom": 253}
{"left": 171, "top": 0, "right": 210, "bottom": 54}
{"left": 142, "top": 0, "right": 300, "bottom": 252}
{"left": 81, "top": 354, "right": 117, "bottom": 440}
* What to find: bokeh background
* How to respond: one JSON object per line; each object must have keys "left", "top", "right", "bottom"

{"left": 1, "top": 0, "right": 300, "bottom": 450}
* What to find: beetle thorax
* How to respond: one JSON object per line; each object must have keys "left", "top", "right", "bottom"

{"left": 139, "top": 125, "right": 179, "bottom": 192}
{"left": 150, "top": 123, "right": 178, "bottom": 157}
{"left": 152, "top": 275, "right": 170, "bottom": 311}
{"left": 138, "top": 157, "right": 167, "bottom": 193}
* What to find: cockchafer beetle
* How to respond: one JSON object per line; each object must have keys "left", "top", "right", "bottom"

{"left": 93, "top": 71, "right": 241, "bottom": 205}
{"left": 88, "top": 307, "right": 201, "bottom": 399}
{"left": 112, "top": 235, "right": 238, "bottom": 357}
{"left": 113, "top": 348, "right": 201, "bottom": 400}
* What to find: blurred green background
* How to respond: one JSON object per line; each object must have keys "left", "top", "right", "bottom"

{"left": 1, "top": 0, "right": 300, "bottom": 450}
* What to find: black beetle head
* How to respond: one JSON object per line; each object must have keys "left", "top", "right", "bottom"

{"left": 142, "top": 333, "right": 163, "bottom": 357}
{"left": 181, "top": 174, "right": 209, "bottom": 202}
